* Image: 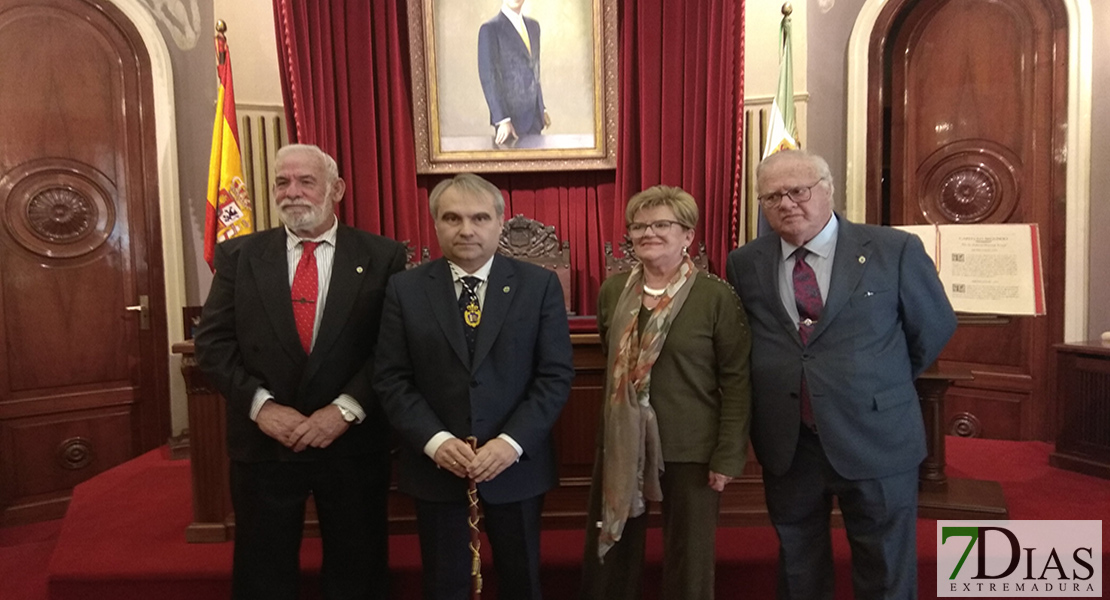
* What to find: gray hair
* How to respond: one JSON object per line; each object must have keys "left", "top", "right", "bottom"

{"left": 275, "top": 144, "right": 341, "bottom": 185}
{"left": 756, "top": 149, "right": 833, "bottom": 188}
{"left": 428, "top": 173, "right": 506, "bottom": 218}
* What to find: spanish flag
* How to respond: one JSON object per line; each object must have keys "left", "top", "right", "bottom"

{"left": 762, "top": 7, "right": 798, "bottom": 159}
{"left": 204, "top": 22, "right": 252, "bottom": 271}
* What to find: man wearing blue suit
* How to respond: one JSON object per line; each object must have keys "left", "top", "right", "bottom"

{"left": 726, "top": 150, "right": 956, "bottom": 600}
{"left": 478, "top": 0, "right": 550, "bottom": 145}
{"left": 374, "top": 173, "right": 574, "bottom": 599}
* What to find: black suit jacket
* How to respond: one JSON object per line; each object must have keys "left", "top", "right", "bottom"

{"left": 373, "top": 255, "right": 574, "bottom": 504}
{"left": 195, "top": 225, "right": 406, "bottom": 463}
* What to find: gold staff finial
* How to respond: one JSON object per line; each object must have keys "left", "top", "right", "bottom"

{"left": 782, "top": 3, "right": 793, "bottom": 17}
{"left": 216, "top": 19, "right": 227, "bottom": 35}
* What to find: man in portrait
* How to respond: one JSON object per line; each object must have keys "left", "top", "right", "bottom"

{"left": 478, "top": 0, "right": 551, "bottom": 145}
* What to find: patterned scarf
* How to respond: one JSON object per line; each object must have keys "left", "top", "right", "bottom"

{"left": 597, "top": 255, "right": 698, "bottom": 559}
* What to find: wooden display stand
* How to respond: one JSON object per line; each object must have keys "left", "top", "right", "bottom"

{"left": 915, "top": 367, "right": 1008, "bottom": 519}
{"left": 173, "top": 331, "right": 1007, "bottom": 542}
{"left": 1049, "top": 341, "right": 1110, "bottom": 479}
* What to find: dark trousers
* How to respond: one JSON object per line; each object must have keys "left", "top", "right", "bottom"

{"left": 581, "top": 462, "right": 722, "bottom": 600}
{"left": 414, "top": 493, "right": 544, "bottom": 600}
{"left": 229, "top": 453, "right": 391, "bottom": 600}
{"left": 764, "top": 427, "right": 919, "bottom": 600}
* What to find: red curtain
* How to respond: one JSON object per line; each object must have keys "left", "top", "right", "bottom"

{"left": 272, "top": 0, "right": 742, "bottom": 315}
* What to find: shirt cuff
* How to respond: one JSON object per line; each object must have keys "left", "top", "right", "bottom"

{"left": 498, "top": 434, "right": 523, "bottom": 461}
{"left": 424, "top": 431, "right": 455, "bottom": 459}
{"left": 496, "top": 117, "right": 511, "bottom": 126}
{"left": 250, "top": 387, "right": 273, "bottom": 421}
{"left": 331, "top": 395, "right": 365, "bottom": 424}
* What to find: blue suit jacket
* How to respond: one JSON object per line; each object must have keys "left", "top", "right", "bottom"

{"left": 726, "top": 216, "right": 956, "bottom": 480}
{"left": 478, "top": 12, "right": 545, "bottom": 135}
{"left": 374, "top": 255, "right": 574, "bottom": 504}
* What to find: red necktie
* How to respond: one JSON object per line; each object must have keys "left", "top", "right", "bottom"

{"left": 793, "top": 248, "right": 822, "bottom": 429}
{"left": 291, "top": 241, "right": 319, "bottom": 353}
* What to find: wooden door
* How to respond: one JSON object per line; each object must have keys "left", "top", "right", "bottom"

{"left": 870, "top": 0, "right": 1067, "bottom": 440}
{"left": 0, "top": 0, "right": 169, "bottom": 524}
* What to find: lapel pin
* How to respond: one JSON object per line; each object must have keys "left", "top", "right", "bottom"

{"left": 503, "top": 286, "right": 510, "bottom": 293}
{"left": 356, "top": 266, "right": 364, "bottom": 273}
{"left": 858, "top": 256, "right": 866, "bottom": 264}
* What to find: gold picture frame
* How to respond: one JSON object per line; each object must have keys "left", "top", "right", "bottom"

{"left": 408, "top": 0, "right": 617, "bottom": 173}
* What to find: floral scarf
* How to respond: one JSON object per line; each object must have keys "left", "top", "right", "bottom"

{"left": 597, "top": 255, "right": 698, "bottom": 559}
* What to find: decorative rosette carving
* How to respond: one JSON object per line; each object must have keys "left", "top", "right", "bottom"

{"left": 27, "top": 188, "right": 95, "bottom": 241}
{"left": 57, "top": 437, "right": 95, "bottom": 470}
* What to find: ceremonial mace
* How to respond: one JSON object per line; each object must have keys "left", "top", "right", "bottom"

{"left": 466, "top": 436, "right": 483, "bottom": 599}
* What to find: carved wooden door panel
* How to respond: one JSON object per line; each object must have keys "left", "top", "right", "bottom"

{"left": 880, "top": 0, "right": 1067, "bottom": 440}
{"left": 0, "top": 0, "right": 168, "bottom": 524}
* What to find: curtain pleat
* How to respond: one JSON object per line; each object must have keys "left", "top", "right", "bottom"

{"left": 271, "top": 0, "right": 742, "bottom": 316}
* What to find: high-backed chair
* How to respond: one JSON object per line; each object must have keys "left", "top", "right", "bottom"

{"left": 400, "top": 240, "right": 431, "bottom": 270}
{"left": 497, "top": 214, "right": 573, "bottom": 314}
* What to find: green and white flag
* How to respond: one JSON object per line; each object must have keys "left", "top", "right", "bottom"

{"left": 763, "top": 10, "right": 797, "bottom": 158}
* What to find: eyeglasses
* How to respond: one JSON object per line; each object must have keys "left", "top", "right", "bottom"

{"left": 628, "top": 220, "right": 685, "bottom": 236}
{"left": 757, "top": 179, "right": 825, "bottom": 208}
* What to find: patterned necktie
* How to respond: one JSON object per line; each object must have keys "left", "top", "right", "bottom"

{"left": 291, "top": 241, "right": 319, "bottom": 354}
{"left": 793, "top": 247, "right": 823, "bottom": 429}
{"left": 458, "top": 276, "right": 482, "bottom": 358}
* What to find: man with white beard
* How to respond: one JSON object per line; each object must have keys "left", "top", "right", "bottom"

{"left": 196, "top": 144, "right": 407, "bottom": 599}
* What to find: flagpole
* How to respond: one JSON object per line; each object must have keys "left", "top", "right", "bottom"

{"left": 215, "top": 20, "right": 227, "bottom": 66}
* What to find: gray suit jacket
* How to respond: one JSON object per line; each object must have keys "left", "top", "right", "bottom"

{"left": 726, "top": 215, "right": 956, "bottom": 480}
{"left": 373, "top": 255, "right": 574, "bottom": 504}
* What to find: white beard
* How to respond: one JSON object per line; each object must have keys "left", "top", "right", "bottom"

{"left": 278, "top": 199, "right": 331, "bottom": 233}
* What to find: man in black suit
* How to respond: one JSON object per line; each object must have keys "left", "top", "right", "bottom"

{"left": 374, "top": 173, "right": 574, "bottom": 599}
{"left": 195, "top": 144, "right": 406, "bottom": 600}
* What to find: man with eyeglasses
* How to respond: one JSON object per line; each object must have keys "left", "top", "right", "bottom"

{"left": 726, "top": 149, "right": 956, "bottom": 599}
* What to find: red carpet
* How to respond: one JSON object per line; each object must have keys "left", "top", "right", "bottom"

{"left": 2, "top": 438, "right": 1102, "bottom": 599}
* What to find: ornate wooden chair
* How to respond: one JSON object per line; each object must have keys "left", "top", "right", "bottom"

{"left": 400, "top": 240, "right": 432, "bottom": 270}
{"left": 497, "top": 214, "right": 573, "bottom": 314}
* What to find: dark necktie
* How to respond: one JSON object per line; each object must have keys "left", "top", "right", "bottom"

{"left": 291, "top": 241, "right": 319, "bottom": 354}
{"left": 793, "top": 248, "right": 822, "bottom": 429}
{"left": 458, "top": 276, "right": 482, "bottom": 358}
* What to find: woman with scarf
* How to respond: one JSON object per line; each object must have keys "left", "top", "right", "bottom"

{"left": 581, "top": 185, "right": 752, "bottom": 599}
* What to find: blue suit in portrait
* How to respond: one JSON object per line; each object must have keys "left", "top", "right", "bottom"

{"left": 478, "top": 11, "right": 546, "bottom": 136}
{"left": 374, "top": 254, "right": 574, "bottom": 599}
{"left": 727, "top": 215, "right": 957, "bottom": 599}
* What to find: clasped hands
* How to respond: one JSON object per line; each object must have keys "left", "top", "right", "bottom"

{"left": 434, "top": 436, "right": 517, "bottom": 483}
{"left": 256, "top": 401, "right": 347, "bottom": 452}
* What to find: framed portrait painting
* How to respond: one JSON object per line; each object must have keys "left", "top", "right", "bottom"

{"left": 408, "top": 0, "right": 617, "bottom": 173}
